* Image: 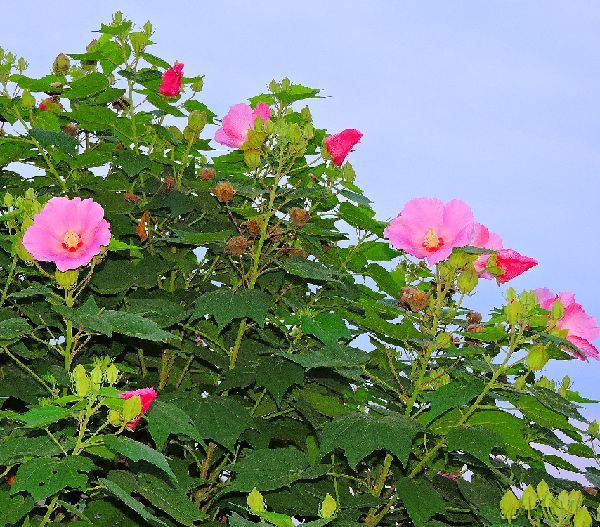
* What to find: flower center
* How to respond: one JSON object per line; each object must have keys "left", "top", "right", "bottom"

{"left": 422, "top": 228, "right": 444, "bottom": 251}
{"left": 63, "top": 230, "right": 81, "bottom": 251}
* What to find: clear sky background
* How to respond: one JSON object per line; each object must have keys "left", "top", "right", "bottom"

{"left": 2, "top": 1, "right": 600, "bottom": 404}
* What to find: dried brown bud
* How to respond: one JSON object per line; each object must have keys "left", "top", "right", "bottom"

{"left": 398, "top": 286, "right": 430, "bottom": 312}
{"left": 321, "top": 240, "right": 334, "bottom": 252}
{"left": 200, "top": 167, "right": 216, "bottom": 181}
{"left": 245, "top": 217, "right": 262, "bottom": 237}
{"left": 123, "top": 192, "right": 140, "bottom": 203}
{"left": 212, "top": 182, "right": 235, "bottom": 203}
{"left": 466, "top": 323, "right": 483, "bottom": 333}
{"left": 115, "top": 143, "right": 125, "bottom": 151}
{"left": 466, "top": 311, "right": 482, "bottom": 325}
{"left": 111, "top": 96, "right": 130, "bottom": 112}
{"left": 290, "top": 207, "right": 310, "bottom": 228}
{"left": 584, "top": 487, "right": 598, "bottom": 496}
{"left": 451, "top": 336, "right": 461, "bottom": 345}
{"left": 225, "top": 235, "right": 248, "bottom": 257}
{"left": 62, "top": 123, "right": 79, "bottom": 137}
{"left": 269, "top": 225, "right": 285, "bottom": 242}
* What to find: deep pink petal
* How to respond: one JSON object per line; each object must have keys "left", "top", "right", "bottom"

{"left": 495, "top": 249, "right": 537, "bottom": 283}
{"left": 325, "top": 129, "right": 363, "bottom": 166}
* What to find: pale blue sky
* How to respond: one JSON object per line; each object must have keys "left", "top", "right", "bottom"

{"left": 3, "top": 1, "right": 600, "bottom": 401}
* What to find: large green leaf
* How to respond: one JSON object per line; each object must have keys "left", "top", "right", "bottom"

{"left": 300, "top": 312, "right": 351, "bottom": 345}
{"left": 64, "top": 72, "right": 109, "bottom": 99}
{"left": 101, "top": 476, "right": 167, "bottom": 526}
{"left": 395, "top": 477, "right": 446, "bottom": 527}
{"left": 18, "top": 405, "right": 71, "bottom": 428}
{"left": 104, "top": 435, "right": 176, "bottom": 481}
{"left": 147, "top": 400, "right": 204, "bottom": 450}
{"left": 421, "top": 380, "right": 484, "bottom": 425}
{"left": 30, "top": 128, "right": 78, "bottom": 155}
{"left": 446, "top": 426, "right": 504, "bottom": 466}
{"left": 0, "top": 436, "right": 63, "bottom": 465}
{"left": 320, "top": 413, "right": 422, "bottom": 469}
{"left": 277, "top": 344, "right": 369, "bottom": 370}
{"left": 191, "top": 289, "right": 273, "bottom": 330}
{"left": 11, "top": 456, "right": 95, "bottom": 500}
{"left": 279, "top": 257, "right": 335, "bottom": 282}
{"left": 0, "top": 492, "right": 34, "bottom": 527}
{"left": 0, "top": 317, "right": 32, "bottom": 340}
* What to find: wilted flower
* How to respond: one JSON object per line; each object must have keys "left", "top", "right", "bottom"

{"left": 384, "top": 197, "right": 475, "bottom": 265}
{"left": 22, "top": 197, "right": 111, "bottom": 271}
{"left": 324, "top": 128, "right": 363, "bottom": 166}
{"left": 159, "top": 63, "right": 184, "bottom": 97}
{"left": 215, "top": 102, "right": 270, "bottom": 148}
{"left": 119, "top": 387, "right": 158, "bottom": 430}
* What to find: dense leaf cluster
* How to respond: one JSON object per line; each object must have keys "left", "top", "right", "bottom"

{"left": 0, "top": 12, "right": 598, "bottom": 527}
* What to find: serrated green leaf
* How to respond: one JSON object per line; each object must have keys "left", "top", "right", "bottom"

{"left": 18, "top": 404, "right": 71, "bottom": 428}
{"left": 147, "top": 400, "right": 204, "bottom": 450}
{"left": 320, "top": 413, "right": 422, "bottom": 469}
{"left": 64, "top": 72, "right": 109, "bottom": 99}
{"left": 279, "top": 257, "right": 335, "bottom": 282}
{"left": 0, "top": 492, "right": 34, "bottom": 527}
{"left": 116, "top": 151, "right": 151, "bottom": 177}
{"left": 395, "top": 477, "right": 446, "bottom": 527}
{"left": 422, "top": 380, "right": 485, "bottom": 425}
{"left": 104, "top": 435, "right": 176, "bottom": 481}
{"left": 191, "top": 289, "right": 273, "bottom": 330}
{"left": 11, "top": 456, "right": 95, "bottom": 500}
{"left": 0, "top": 436, "right": 62, "bottom": 465}
{"left": 255, "top": 357, "right": 304, "bottom": 404}
{"left": 101, "top": 476, "right": 167, "bottom": 526}
{"left": 30, "top": 128, "right": 78, "bottom": 155}
{"left": 102, "top": 310, "right": 180, "bottom": 343}
{"left": 0, "top": 317, "right": 32, "bottom": 340}
{"left": 277, "top": 344, "right": 368, "bottom": 370}
{"left": 301, "top": 312, "right": 351, "bottom": 346}
{"left": 446, "top": 426, "right": 504, "bottom": 466}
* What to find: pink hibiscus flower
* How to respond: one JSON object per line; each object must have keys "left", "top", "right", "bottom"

{"left": 535, "top": 288, "right": 600, "bottom": 359}
{"left": 470, "top": 224, "right": 537, "bottom": 283}
{"left": 214, "top": 102, "right": 270, "bottom": 148}
{"left": 324, "top": 129, "right": 363, "bottom": 166}
{"left": 384, "top": 197, "right": 475, "bottom": 265}
{"left": 22, "top": 197, "right": 111, "bottom": 272}
{"left": 159, "top": 63, "right": 184, "bottom": 97}
{"left": 119, "top": 387, "right": 158, "bottom": 430}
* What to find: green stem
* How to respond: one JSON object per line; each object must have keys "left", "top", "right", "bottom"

{"left": 39, "top": 495, "right": 59, "bottom": 527}
{"left": 229, "top": 319, "right": 247, "bottom": 370}
{"left": 0, "top": 256, "right": 17, "bottom": 308}
{"left": 2, "top": 346, "right": 56, "bottom": 395}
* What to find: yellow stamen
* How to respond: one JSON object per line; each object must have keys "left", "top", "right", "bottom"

{"left": 423, "top": 228, "right": 442, "bottom": 250}
{"left": 63, "top": 230, "right": 80, "bottom": 250}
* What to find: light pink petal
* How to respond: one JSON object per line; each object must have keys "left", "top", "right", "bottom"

{"left": 557, "top": 292, "right": 576, "bottom": 308}
{"left": 535, "top": 288, "right": 557, "bottom": 311}
{"left": 253, "top": 102, "right": 271, "bottom": 123}
{"left": 439, "top": 199, "right": 475, "bottom": 246}
{"left": 559, "top": 303, "right": 600, "bottom": 342}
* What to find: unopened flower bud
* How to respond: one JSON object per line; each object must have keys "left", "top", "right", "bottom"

{"left": 191, "top": 77, "right": 204, "bottom": 92}
{"left": 289, "top": 208, "right": 310, "bottom": 228}
{"left": 72, "top": 364, "right": 90, "bottom": 397}
{"left": 225, "top": 236, "right": 248, "bottom": 257}
{"left": 52, "top": 53, "right": 71, "bottom": 75}
{"left": 62, "top": 123, "right": 79, "bottom": 137}
{"left": 319, "top": 493, "right": 337, "bottom": 519}
{"left": 188, "top": 110, "right": 207, "bottom": 133}
{"left": 105, "top": 363, "right": 119, "bottom": 385}
{"left": 589, "top": 420, "right": 599, "bottom": 436}
{"left": 212, "top": 182, "right": 235, "bottom": 203}
{"left": 245, "top": 217, "right": 262, "bottom": 236}
{"left": 21, "top": 89, "right": 35, "bottom": 109}
{"left": 466, "top": 311, "right": 482, "bottom": 325}
{"left": 122, "top": 395, "right": 142, "bottom": 423}
{"left": 55, "top": 269, "right": 79, "bottom": 289}
{"left": 90, "top": 366, "right": 103, "bottom": 387}
{"left": 398, "top": 286, "right": 430, "bottom": 312}
{"left": 574, "top": 507, "right": 592, "bottom": 527}
{"left": 243, "top": 149, "right": 261, "bottom": 169}
{"left": 526, "top": 344, "right": 549, "bottom": 371}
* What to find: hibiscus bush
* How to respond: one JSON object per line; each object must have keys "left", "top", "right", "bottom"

{"left": 1, "top": 12, "right": 600, "bottom": 527}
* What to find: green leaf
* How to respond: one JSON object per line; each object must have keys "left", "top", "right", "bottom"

{"left": 279, "top": 257, "right": 335, "bottom": 282}
{"left": 278, "top": 344, "right": 368, "bottom": 370}
{"left": 191, "top": 289, "right": 273, "bottom": 330}
{"left": 147, "top": 400, "right": 204, "bottom": 450}
{"left": 170, "top": 229, "right": 234, "bottom": 245}
{"left": 103, "top": 435, "right": 176, "bottom": 481}
{"left": 100, "top": 476, "right": 167, "bottom": 526}
{"left": 446, "top": 426, "right": 504, "bottom": 466}
{"left": 320, "top": 413, "right": 422, "bottom": 469}
{"left": 337, "top": 202, "right": 383, "bottom": 236}
{"left": 18, "top": 404, "right": 71, "bottom": 428}
{"left": 255, "top": 357, "right": 304, "bottom": 404}
{"left": 11, "top": 456, "right": 95, "bottom": 500}
{"left": 0, "top": 317, "right": 32, "bottom": 340}
{"left": 116, "top": 151, "right": 151, "bottom": 177}
{"left": 301, "top": 312, "right": 351, "bottom": 345}
{"left": 64, "top": 72, "right": 109, "bottom": 99}
{"left": 0, "top": 492, "right": 34, "bottom": 527}
{"left": 395, "top": 477, "right": 446, "bottom": 527}
{"left": 0, "top": 436, "right": 62, "bottom": 465}
{"left": 421, "top": 380, "right": 485, "bottom": 425}
{"left": 30, "top": 128, "right": 78, "bottom": 155}
{"left": 102, "top": 310, "right": 180, "bottom": 343}
{"left": 228, "top": 448, "right": 310, "bottom": 492}
{"left": 125, "top": 298, "right": 187, "bottom": 328}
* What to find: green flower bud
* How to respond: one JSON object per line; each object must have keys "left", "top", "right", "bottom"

{"left": 574, "top": 507, "right": 592, "bottom": 527}
{"left": 537, "top": 480, "right": 550, "bottom": 500}
{"left": 436, "top": 332, "right": 452, "bottom": 349}
{"left": 507, "top": 287, "right": 517, "bottom": 301}
{"left": 90, "top": 367, "right": 103, "bottom": 387}
{"left": 72, "top": 364, "right": 90, "bottom": 397}
{"left": 319, "top": 493, "right": 338, "bottom": 519}
{"left": 3, "top": 192, "right": 13, "bottom": 207}
{"left": 589, "top": 420, "right": 599, "bottom": 436}
{"left": 122, "top": 395, "right": 142, "bottom": 423}
{"left": 247, "top": 487, "right": 266, "bottom": 514}
{"left": 500, "top": 490, "right": 520, "bottom": 523}
{"left": 521, "top": 485, "right": 538, "bottom": 511}
{"left": 17, "top": 57, "right": 27, "bottom": 71}
{"left": 188, "top": 110, "right": 207, "bottom": 133}
{"left": 55, "top": 269, "right": 79, "bottom": 289}
{"left": 143, "top": 21, "right": 153, "bottom": 35}
{"left": 108, "top": 409, "right": 122, "bottom": 427}
{"left": 129, "top": 32, "right": 149, "bottom": 55}
{"left": 244, "top": 149, "right": 261, "bottom": 170}
{"left": 105, "top": 364, "right": 119, "bottom": 385}
{"left": 515, "top": 375, "right": 527, "bottom": 391}
{"left": 526, "top": 344, "right": 549, "bottom": 371}
{"left": 52, "top": 53, "right": 71, "bottom": 75}
{"left": 557, "top": 490, "right": 570, "bottom": 512}
{"left": 191, "top": 77, "right": 204, "bottom": 92}
{"left": 21, "top": 89, "right": 35, "bottom": 110}
{"left": 504, "top": 299, "right": 522, "bottom": 325}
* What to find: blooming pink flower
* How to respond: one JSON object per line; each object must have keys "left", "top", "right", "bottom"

{"left": 214, "top": 103, "right": 270, "bottom": 148}
{"left": 534, "top": 288, "right": 600, "bottom": 359}
{"left": 159, "top": 63, "right": 184, "bottom": 97}
{"left": 324, "top": 129, "right": 363, "bottom": 166}
{"left": 384, "top": 197, "right": 475, "bottom": 265}
{"left": 119, "top": 387, "right": 158, "bottom": 430}
{"left": 22, "top": 197, "right": 111, "bottom": 272}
